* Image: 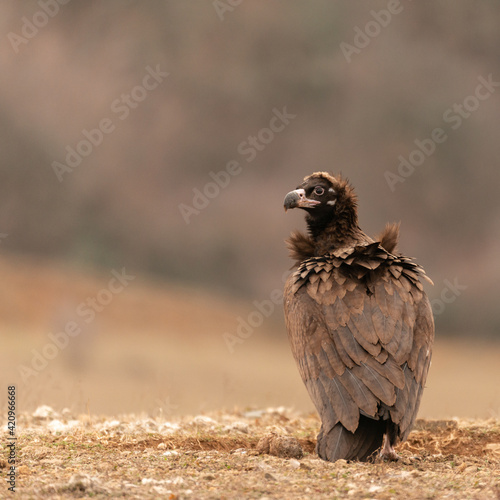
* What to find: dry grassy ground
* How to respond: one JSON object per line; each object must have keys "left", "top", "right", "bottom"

{"left": 2, "top": 407, "right": 499, "bottom": 499}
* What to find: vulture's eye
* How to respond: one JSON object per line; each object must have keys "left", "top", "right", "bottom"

{"left": 314, "top": 186, "right": 325, "bottom": 196}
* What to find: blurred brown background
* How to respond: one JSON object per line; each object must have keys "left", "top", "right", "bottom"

{"left": 0, "top": 1, "right": 499, "bottom": 419}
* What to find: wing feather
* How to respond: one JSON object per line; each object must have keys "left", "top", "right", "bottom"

{"left": 363, "top": 355, "right": 405, "bottom": 390}
{"left": 351, "top": 362, "right": 396, "bottom": 406}
{"left": 305, "top": 378, "right": 338, "bottom": 432}
{"left": 346, "top": 317, "right": 381, "bottom": 358}
{"left": 321, "top": 339, "right": 346, "bottom": 376}
{"left": 284, "top": 243, "right": 434, "bottom": 446}
{"left": 334, "top": 324, "right": 368, "bottom": 365}
{"left": 321, "top": 377, "right": 359, "bottom": 432}
{"left": 338, "top": 369, "right": 379, "bottom": 416}
{"left": 350, "top": 308, "right": 378, "bottom": 344}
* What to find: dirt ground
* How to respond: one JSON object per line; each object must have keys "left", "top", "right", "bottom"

{"left": 2, "top": 407, "right": 499, "bottom": 499}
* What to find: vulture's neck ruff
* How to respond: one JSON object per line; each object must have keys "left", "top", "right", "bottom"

{"left": 284, "top": 172, "right": 368, "bottom": 261}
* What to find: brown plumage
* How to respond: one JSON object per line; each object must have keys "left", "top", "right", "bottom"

{"left": 283, "top": 172, "right": 434, "bottom": 462}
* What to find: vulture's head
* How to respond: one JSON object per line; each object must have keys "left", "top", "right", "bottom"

{"left": 284, "top": 172, "right": 358, "bottom": 227}
{"left": 284, "top": 172, "right": 360, "bottom": 253}
{"left": 284, "top": 172, "right": 363, "bottom": 256}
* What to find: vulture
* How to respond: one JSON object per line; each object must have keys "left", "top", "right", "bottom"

{"left": 283, "top": 172, "right": 434, "bottom": 462}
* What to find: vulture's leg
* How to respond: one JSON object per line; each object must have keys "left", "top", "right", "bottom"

{"left": 379, "top": 422, "right": 400, "bottom": 461}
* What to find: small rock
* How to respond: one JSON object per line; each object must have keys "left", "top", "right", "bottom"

{"left": 231, "top": 448, "right": 247, "bottom": 455}
{"left": 47, "top": 419, "right": 79, "bottom": 433}
{"left": 67, "top": 474, "right": 104, "bottom": 493}
{"left": 223, "top": 421, "right": 249, "bottom": 434}
{"left": 33, "top": 405, "right": 57, "bottom": 419}
{"left": 203, "top": 474, "right": 216, "bottom": 480}
{"left": 158, "top": 422, "right": 180, "bottom": 434}
{"left": 48, "top": 420, "right": 66, "bottom": 432}
{"left": 104, "top": 420, "right": 122, "bottom": 428}
{"left": 243, "top": 409, "right": 265, "bottom": 418}
{"left": 163, "top": 450, "right": 179, "bottom": 457}
{"left": 288, "top": 459, "right": 301, "bottom": 469}
{"left": 157, "top": 443, "right": 167, "bottom": 449}
{"left": 269, "top": 435, "right": 303, "bottom": 459}
{"left": 192, "top": 415, "right": 217, "bottom": 426}
{"left": 266, "top": 406, "right": 287, "bottom": 415}
{"left": 257, "top": 433, "right": 303, "bottom": 459}
{"left": 264, "top": 472, "right": 277, "bottom": 481}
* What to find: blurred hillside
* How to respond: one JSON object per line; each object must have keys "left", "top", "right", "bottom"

{"left": 0, "top": 1, "right": 499, "bottom": 335}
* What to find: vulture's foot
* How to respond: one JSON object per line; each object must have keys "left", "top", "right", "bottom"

{"left": 379, "top": 449, "right": 400, "bottom": 461}
{"left": 379, "top": 433, "right": 400, "bottom": 462}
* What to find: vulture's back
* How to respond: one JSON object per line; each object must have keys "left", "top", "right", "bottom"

{"left": 284, "top": 242, "right": 434, "bottom": 461}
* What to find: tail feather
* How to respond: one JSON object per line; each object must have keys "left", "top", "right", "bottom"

{"left": 316, "top": 416, "right": 386, "bottom": 462}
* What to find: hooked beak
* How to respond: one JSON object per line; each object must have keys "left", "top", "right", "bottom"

{"left": 284, "top": 188, "right": 321, "bottom": 211}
